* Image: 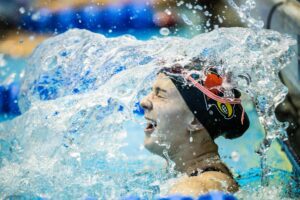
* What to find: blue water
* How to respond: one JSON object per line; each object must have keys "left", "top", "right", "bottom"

{"left": 0, "top": 28, "right": 298, "bottom": 199}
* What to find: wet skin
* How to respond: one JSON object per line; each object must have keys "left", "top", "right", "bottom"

{"left": 140, "top": 73, "right": 196, "bottom": 156}
{"left": 140, "top": 73, "right": 238, "bottom": 196}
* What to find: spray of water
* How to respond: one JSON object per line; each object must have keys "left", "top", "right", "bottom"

{"left": 0, "top": 27, "right": 295, "bottom": 198}
{"left": 226, "top": 0, "right": 295, "bottom": 186}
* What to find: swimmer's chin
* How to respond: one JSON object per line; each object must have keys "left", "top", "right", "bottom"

{"left": 144, "top": 137, "right": 166, "bottom": 156}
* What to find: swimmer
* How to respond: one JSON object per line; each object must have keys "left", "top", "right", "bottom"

{"left": 140, "top": 61, "right": 250, "bottom": 197}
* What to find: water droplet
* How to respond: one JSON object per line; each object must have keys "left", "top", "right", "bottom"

{"left": 31, "top": 12, "right": 40, "bottom": 21}
{"left": 164, "top": 9, "right": 172, "bottom": 15}
{"left": 231, "top": 151, "right": 240, "bottom": 162}
{"left": 206, "top": 20, "right": 211, "bottom": 27}
{"left": 19, "top": 7, "right": 26, "bottom": 14}
{"left": 159, "top": 27, "right": 170, "bottom": 36}
{"left": 0, "top": 54, "right": 6, "bottom": 67}
{"left": 181, "top": 14, "right": 193, "bottom": 26}
{"left": 186, "top": 3, "right": 193, "bottom": 9}
{"left": 204, "top": 11, "right": 210, "bottom": 16}
{"left": 218, "top": 16, "right": 223, "bottom": 24}
{"left": 177, "top": 1, "right": 184, "bottom": 7}
{"left": 194, "top": 5, "right": 203, "bottom": 11}
{"left": 29, "top": 35, "right": 35, "bottom": 41}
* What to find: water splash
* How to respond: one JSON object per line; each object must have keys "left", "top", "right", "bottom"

{"left": 227, "top": 0, "right": 264, "bottom": 31}
{"left": 0, "top": 28, "right": 295, "bottom": 198}
{"left": 236, "top": 167, "right": 299, "bottom": 199}
{"left": 226, "top": 0, "right": 294, "bottom": 186}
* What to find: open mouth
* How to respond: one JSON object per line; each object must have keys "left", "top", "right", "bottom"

{"left": 144, "top": 118, "right": 157, "bottom": 135}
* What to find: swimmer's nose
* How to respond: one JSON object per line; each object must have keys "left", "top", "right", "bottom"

{"left": 140, "top": 95, "right": 153, "bottom": 111}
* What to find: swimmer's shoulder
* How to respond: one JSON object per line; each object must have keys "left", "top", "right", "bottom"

{"left": 168, "top": 171, "right": 238, "bottom": 197}
{"left": 197, "top": 171, "right": 239, "bottom": 193}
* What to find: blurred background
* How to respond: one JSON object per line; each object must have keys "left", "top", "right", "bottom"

{"left": 0, "top": 0, "right": 246, "bottom": 57}
{"left": 0, "top": 0, "right": 299, "bottom": 176}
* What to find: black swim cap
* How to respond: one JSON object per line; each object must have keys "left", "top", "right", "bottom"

{"left": 161, "top": 65, "right": 250, "bottom": 139}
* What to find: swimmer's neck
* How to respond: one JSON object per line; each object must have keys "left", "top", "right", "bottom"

{"left": 167, "top": 130, "right": 221, "bottom": 175}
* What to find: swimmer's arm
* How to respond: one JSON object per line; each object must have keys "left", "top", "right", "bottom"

{"left": 168, "top": 171, "right": 238, "bottom": 197}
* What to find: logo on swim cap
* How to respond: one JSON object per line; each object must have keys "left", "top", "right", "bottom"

{"left": 203, "top": 93, "right": 235, "bottom": 120}
{"left": 216, "top": 102, "right": 234, "bottom": 119}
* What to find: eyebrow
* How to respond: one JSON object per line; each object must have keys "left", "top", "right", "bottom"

{"left": 153, "top": 86, "right": 167, "bottom": 93}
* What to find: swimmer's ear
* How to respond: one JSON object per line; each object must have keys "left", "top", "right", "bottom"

{"left": 187, "top": 117, "right": 205, "bottom": 132}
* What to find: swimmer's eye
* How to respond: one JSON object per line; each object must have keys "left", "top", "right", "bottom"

{"left": 155, "top": 90, "right": 164, "bottom": 98}
{"left": 156, "top": 93, "right": 165, "bottom": 98}
{"left": 152, "top": 87, "right": 166, "bottom": 98}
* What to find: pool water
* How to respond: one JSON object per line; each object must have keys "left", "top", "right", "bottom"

{"left": 0, "top": 28, "right": 299, "bottom": 199}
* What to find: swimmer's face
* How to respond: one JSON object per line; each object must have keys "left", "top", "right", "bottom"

{"left": 140, "top": 73, "right": 195, "bottom": 156}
